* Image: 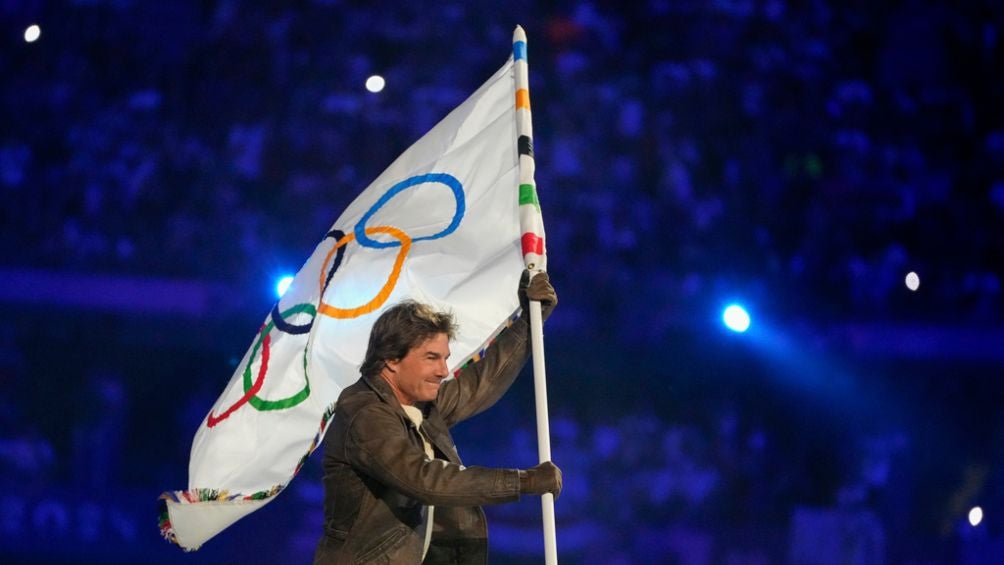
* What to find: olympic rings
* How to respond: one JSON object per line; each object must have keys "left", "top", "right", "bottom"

{"left": 247, "top": 303, "right": 315, "bottom": 411}
{"left": 270, "top": 302, "right": 312, "bottom": 335}
{"left": 321, "top": 229, "right": 347, "bottom": 294}
{"left": 354, "top": 173, "right": 464, "bottom": 249}
{"left": 207, "top": 173, "right": 466, "bottom": 428}
{"left": 318, "top": 226, "right": 411, "bottom": 319}
{"left": 207, "top": 332, "right": 271, "bottom": 428}
{"left": 269, "top": 229, "right": 345, "bottom": 335}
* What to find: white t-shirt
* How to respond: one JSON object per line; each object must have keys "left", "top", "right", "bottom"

{"left": 402, "top": 405, "right": 436, "bottom": 559}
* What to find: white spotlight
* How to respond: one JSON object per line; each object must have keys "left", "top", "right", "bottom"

{"left": 365, "top": 75, "right": 385, "bottom": 93}
{"left": 24, "top": 24, "right": 41, "bottom": 43}
{"left": 969, "top": 506, "right": 983, "bottom": 527}
{"left": 905, "top": 271, "right": 920, "bottom": 292}
{"left": 723, "top": 304, "right": 751, "bottom": 333}
{"left": 276, "top": 275, "right": 295, "bottom": 298}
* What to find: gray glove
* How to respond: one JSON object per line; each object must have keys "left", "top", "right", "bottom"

{"left": 519, "top": 461, "right": 562, "bottom": 500}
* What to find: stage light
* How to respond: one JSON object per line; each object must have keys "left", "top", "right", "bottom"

{"left": 24, "top": 24, "right": 41, "bottom": 43}
{"left": 905, "top": 271, "right": 920, "bottom": 291}
{"left": 276, "top": 275, "right": 294, "bottom": 298}
{"left": 969, "top": 506, "right": 983, "bottom": 527}
{"left": 723, "top": 304, "right": 751, "bottom": 333}
{"left": 365, "top": 75, "right": 385, "bottom": 93}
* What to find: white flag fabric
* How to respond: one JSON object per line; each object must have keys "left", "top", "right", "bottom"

{"left": 159, "top": 40, "right": 545, "bottom": 550}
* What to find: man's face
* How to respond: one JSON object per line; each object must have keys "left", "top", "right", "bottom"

{"left": 383, "top": 333, "right": 451, "bottom": 405}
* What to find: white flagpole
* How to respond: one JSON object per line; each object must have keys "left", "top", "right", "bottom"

{"left": 529, "top": 300, "right": 558, "bottom": 565}
{"left": 513, "top": 25, "right": 558, "bottom": 565}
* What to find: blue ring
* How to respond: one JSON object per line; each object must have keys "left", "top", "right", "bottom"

{"left": 354, "top": 173, "right": 465, "bottom": 249}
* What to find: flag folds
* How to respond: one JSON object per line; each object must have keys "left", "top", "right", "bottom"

{"left": 159, "top": 34, "right": 544, "bottom": 550}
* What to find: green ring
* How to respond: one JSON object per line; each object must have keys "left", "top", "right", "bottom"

{"left": 242, "top": 303, "right": 316, "bottom": 411}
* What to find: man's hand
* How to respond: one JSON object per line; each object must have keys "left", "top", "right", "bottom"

{"left": 519, "top": 461, "right": 562, "bottom": 500}
{"left": 518, "top": 270, "right": 558, "bottom": 321}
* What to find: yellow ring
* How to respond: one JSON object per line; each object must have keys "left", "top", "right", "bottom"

{"left": 318, "top": 226, "right": 412, "bottom": 319}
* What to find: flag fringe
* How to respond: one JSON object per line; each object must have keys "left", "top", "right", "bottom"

{"left": 157, "top": 401, "right": 338, "bottom": 548}
{"left": 452, "top": 310, "right": 521, "bottom": 376}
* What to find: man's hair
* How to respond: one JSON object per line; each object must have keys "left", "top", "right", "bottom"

{"left": 360, "top": 300, "right": 458, "bottom": 379}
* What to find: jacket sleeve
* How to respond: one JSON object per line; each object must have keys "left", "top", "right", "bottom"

{"left": 435, "top": 317, "right": 531, "bottom": 427}
{"left": 345, "top": 403, "right": 522, "bottom": 507}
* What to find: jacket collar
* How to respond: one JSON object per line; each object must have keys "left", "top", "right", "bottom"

{"left": 362, "top": 372, "right": 431, "bottom": 419}
{"left": 360, "top": 373, "right": 458, "bottom": 463}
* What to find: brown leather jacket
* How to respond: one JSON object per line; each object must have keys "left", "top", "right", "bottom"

{"left": 314, "top": 317, "right": 531, "bottom": 564}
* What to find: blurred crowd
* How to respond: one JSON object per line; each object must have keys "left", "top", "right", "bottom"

{"left": 2, "top": 0, "right": 1001, "bottom": 328}
{"left": 0, "top": 357, "right": 912, "bottom": 562}
{"left": 3, "top": 324, "right": 1002, "bottom": 562}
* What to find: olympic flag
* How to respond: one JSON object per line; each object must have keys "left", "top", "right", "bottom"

{"left": 158, "top": 28, "right": 546, "bottom": 550}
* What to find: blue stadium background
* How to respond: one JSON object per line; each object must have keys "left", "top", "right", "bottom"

{"left": 1, "top": 1, "right": 1003, "bottom": 563}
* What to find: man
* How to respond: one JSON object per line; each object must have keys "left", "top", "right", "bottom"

{"left": 314, "top": 271, "right": 562, "bottom": 564}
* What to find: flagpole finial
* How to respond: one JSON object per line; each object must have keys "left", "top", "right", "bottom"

{"left": 513, "top": 25, "right": 527, "bottom": 43}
